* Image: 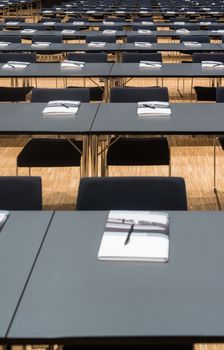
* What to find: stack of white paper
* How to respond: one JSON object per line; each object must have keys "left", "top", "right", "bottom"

{"left": 43, "top": 21, "right": 56, "bottom": 25}
{"left": 31, "top": 41, "right": 51, "bottom": 47}
{"left": 211, "top": 29, "right": 224, "bottom": 33}
{"left": 103, "top": 29, "right": 117, "bottom": 34}
{"left": 42, "top": 10, "right": 53, "bottom": 13}
{"left": 102, "top": 21, "right": 115, "bottom": 25}
{"left": 201, "top": 60, "right": 224, "bottom": 69}
{"left": 200, "top": 21, "right": 211, "bottom": 25}
{"left": 138, "top": 29, "right": 152, "bottom": 34}
{"left": 2, "top": 60, "right": 30, "bottom": 70}
{"left": 0, "top": 41, "right": 11, "bottom": 47}
{"left": 176, "top": 28, "right": 190, "bottom": 34}
{"left": 86, "top": 10, "right": 95, "bottom": 13}
{"left": 135, "top": 42, "right": 152, "bottom": 47}
{"left": 5, "top": 21, "right": 20, "bottom": 25}
{"left": 0, "top": 210, "right": 9, "bottom": 231}
{"left": 72, "top": 21, "right": 85, "bottom": 25}
{"left": 137, "top": 101, "right": 171, "bottom": 117}
{"left": 20, "top": 28, "right": 37, "bottom": 33}
{"left": 98, "top": 210, "right": 169, "bottom": 262}
{"left": 60, "top": 60, "right": 85, "bottom": 69}
{"left": 139, "top": 60, "right": 162, "bottom": 69}
{"left": 42, "top": 100, "right": 80, "bottom": 116}
{"left": 174, "top": 21, "right": 186, "bottom": 25}
{"left": 88, "top": 41, "right": 106, "bottom": 47}
{"left": 61, "top": 29, "right": 76, "bottom": 34}
{"left": 183, "top": 41, "right": 201, "bottom": 46}
{"left": 141, "top": 21, "right": 153, "bottom": 25}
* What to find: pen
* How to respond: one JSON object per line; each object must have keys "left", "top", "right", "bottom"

{"left": 124, "top": 223, "right": 134, "bottom": 245}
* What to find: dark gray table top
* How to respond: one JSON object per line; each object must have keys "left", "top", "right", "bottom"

{"left": 8, "top": 43, "right": 120, "bottom": 52}
{"left": 0, "top": 211, "right": 53, "bottom": 341}
{"left": 7, "top": 211, "right": 224, "bottom": 343}
{"left": 0, "top": 63, "right": 113, "bottom": 78}
{"left": 91, "top": 103, "right": 224, "bottom": 135}
{"left": 110, "top": 63, "right": 224, "bottom": 78}
{"left": 120, "top": 42, "right": 222, "bottom": 52}
{"left": 0, "top": 103, "right": 99, "bottom": 134}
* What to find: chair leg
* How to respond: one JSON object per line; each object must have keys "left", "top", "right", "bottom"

{"left": 168, "top": 162, "right": 171, "bottom": 176}
{"left": 213, "top": 136, "right": 222, "bottom": 210}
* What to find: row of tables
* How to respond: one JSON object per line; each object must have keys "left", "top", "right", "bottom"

{"left": 1, "top": 210, "right": 224, "bottom": 346}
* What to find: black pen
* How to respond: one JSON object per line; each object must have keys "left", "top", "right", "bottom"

{"left": 124, "top": 223, "right": 134, "bottom": 245}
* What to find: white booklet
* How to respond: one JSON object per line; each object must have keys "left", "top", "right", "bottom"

{"left": 61, "top": 29, "right": 76, "bottom": 34}
{"left": 176, "top": 28, "right": 190, "bottom": 34}
{"left": 174, "top": 21, "right": 186, "bottom": 25}
{"left": 102, "top": 21, "right": 115, "bottom": 25}
{"left": 103, "top": 29, "right": 117, "bottom": 34}
{"left": 137, "top": 101, "right": 171, "bottom": 117}
{"left": 5, "top": 21, "right": 20, "bottom": 25}
{"left": 60, "top": 60, "right": 85, "bottom": 69}
{"left": 141, "top": 21, "right": 154, "bottom": 25}
{"left": 2, "top": 60, "right": 30, "bottom": 70}
{"left": 0, "top": 41, "right": 11, "bottom": 47}
{"left": 138, "top": 29, "right": 152, "bottom": 34}
{"left": 43, "top": 21, "right": 56, "bottom": 25}
{"left": 72, "top": 21, "right": 85, "bottom": 25}
{"left": 88, "top": 41, "right": 106, "bottom": 47}
{"left": 135, "top": 42, "right": 152, "bottom": 47}
{"left": 139, "top": 60, "right": 161, "bottom": 69}
{"left": 20, "top": 28, "right": 37, "bottom": 33}
{"left": 42, "top": 100, "right": 80, "bottom": 116}
{"left": 31, "top": 41, "right": 51, "bottom": 47}
{"left": 0, "top": 210, "right": 9, "bottom": 231}
{"left": 200, "top": 21, "right": 211, "bottom": 25}
{"left": 201, "top": 60, "right": 224, "bottom": 69}
{"left": 98, "top": 210, "right": 169, "bottom": 262}
{"left": 183, "top": 41, "right": 201, "bottom": 46}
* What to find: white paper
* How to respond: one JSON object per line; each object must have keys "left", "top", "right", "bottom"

{"left": 183, "top": 41, "right": 201, "bottom": 46}
{"left": 43, "top": 22, "right": 56, "bottom": 25}
{"left": 141, "top": 21, "right": 153, "bottom": 25}
{"left": 0, "top": 41, "right": 11, "bottom": 46}
{"left": 176, "top": 28, "right": 190, "bottom": 34}
{"left": 21, "top": 28, "right": 37, "bottom": 33}
{"left": 2, "top": 60, "right": 30, "bottom": 69}
{"left": 88, "top": 41, "right": 106, "bottom": 47}
{"left": 61, "top": 29, "right": 76, "bottom": 34}
{"left": 31, "top": 42, "right": 51, "bottom": 47}
{"left": 5, "top": 21, "right": 19, "bottom": 25}
{"left": 98, "top": 210, "right": 169, "bottom": 262}
{"left": 137, "top": 101, "right": 171, "bottom": 116}
{"left": 201, "top": 60, "right": 224, "bottom": 69}
{"left": 61, "top": 60, "right": 85, "bottom": 69}
{"left": 139, "top": 60, "right": 161, "bottom": 68}
{"left": 138, "top": 29, "right": 152, "bottom": 34}
{"left": 42, "top": 100, "right": 80, "bottom": 116}
{"left": 135, "top": 42, "right": 152, "bottom": 47}
{"left": 103, "top": 29, "right": 116, "bottom": 34}
{"left": 73, "top": 21, "right": 85, "bottom": 25}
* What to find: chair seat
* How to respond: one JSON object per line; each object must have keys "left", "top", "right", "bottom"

{"left": 219, "top": 136, "right": 224, "bottom": 150}
{"left": 194, "top": 86, "right": 216, "bottom": 101}
{"left": 17, "top": 138, "right": 82, "bottom": 167}
{"left": 107, "top": 137, "right": 170, "bottom": 166}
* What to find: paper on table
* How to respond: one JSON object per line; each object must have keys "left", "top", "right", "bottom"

{"left": 98, "top": 210, "right": 169, "bottom": 262}
{"left": 0, "top": 41, "right": 11, "bottom": 46}
{"left": 134, "top": 42, "right": 152, "bottom": 47}
{"left": 176, "top": 28, "right": 190, "bottom": 34}
{"left": 139, "top": 60, "right": 161, "bottom": 68}
{"left": 201, "top": 60, "right": 224, "bottom": 68}
{"left": 88, "top": 41, "right": 106, "bottom": 47}
{"left": 61, "top": 29, "right": 76, "bottom": 34}
{"left": 72, "top": 21, "right": 85, "bottom": 25}
{"left": 20, "top": 28, "right": 37, "bottom": 33}
{"left": 102, "top": 21, "right": 115, "bottom": 25}
{"left": 42, "top": 100, "right": 80, "bottom": 116}
{"left": 141, "top": 21, "right": 154, "bottom": 25}
{"left": 103, "top": 29, "right": 117, "bottom": 34}
{"left": 183, "top": 41, "right": 201, "bottom": 46}
{"left": 137, "top": 101, "right": 171, "bottom": 117}
{"left": 31, "top": 41, "right": 51, "bottom": 47}
{"left": 174, "top": 21, "right": 186, "bottom": 25}
{"left": 5, "top": 21, "right": 20, "bottom": 25}
{"left": 0, "top": 210, "right": 9, "bottom": 231}
{"left": 138, "top": 29, "right": 152, "bottom": 34}
{"left": 2, "top": 60, "right": 30, "bottom": 69}
{"left": 43, "top": 21, "right": 56, "bottom": 25}
{"left": 60, "top": 60, "right": 85, "bottom": 69}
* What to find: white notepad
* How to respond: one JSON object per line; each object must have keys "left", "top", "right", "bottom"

{"left": 200, "top": 22, "right": 211, "bottom": 25}
{"left": 2, "top": 61, "right": 30, "bottom": 70}
{"left": 31, "top": 41, "right": 51, "bottom": 47}
{"left": 72, "top": 21, "right": 85, "bottom": 25}
{"left": 43, "top": 21, "right": 56, "bottom": 25}
{"left": 88, "top": 41, "right": 106, "bottom": 47}
{"left": 102, "top": 21, "right": 115, "bottom": 25}
{"left": 103, "top": 29, "right": 117, "bottom": 34}
{"left": 212, "top": 29, "right": 224, "bottom": 33}
{"left": 137, "top": 101, "right": 171, "bottom": 117}
{"left": 5, "top": 21, "right": 20, "bottom": 25}
{"left": 135, "top": 42, "right": 152, "bottom": 47}
{"left": 61, "top": 29, "right": 76, "bottom": 34}
{"left": 138, "top": 29, "right": 152, "bottom": 34}
{"left": 42, "top": 100, "right": 80, "bottom": 116}
{"left": 139, "top": 60, "right": 161, "bottom": 69}
{"left": 174, "top": 21, "right": 186, "bottom": 25}
{"left": 141, "top": 21, "right": 153, "bottom": 25}
{"left": 176, "top": 28, "right": 190, "bottom": 34}
{"left": 0, "top": 41, "right": 11, "bottom": 47}
{"left": 0, "top": 210, "right": 9, "bottom": 231}
{"left": 20, "top": 28, "right": 37, "bottom": 33}
{"left": 60, "top": 60, "right": 85, "bottom": 69}
{"left": 201, "top": 60, "right": 224, "bottom": 69}
{"left": 98, "top": 210, "right": 169, "bottom": 262}
{"left": 183, "top": 41, "right": 201, "bottom": 46}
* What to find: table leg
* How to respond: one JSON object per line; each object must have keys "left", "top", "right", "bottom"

{"left": 81, "top": 135, "right": 90, "bottom": 178}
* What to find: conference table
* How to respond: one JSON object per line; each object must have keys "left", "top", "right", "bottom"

{"left": 2, "top": 210, "right": 224, "bottom": 347}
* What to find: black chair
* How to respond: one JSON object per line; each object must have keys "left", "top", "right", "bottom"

{"left": 86, "top": 35, "right": 116, "bottom": 43}
{"left": 192, "top": 53, "right": 224, "bottom": 101}
{"left": 0, "top": 176, "right": 42, "bottom": 210}
{"left": 76, "top": 177, "right": 187, "bottom": 210}
{"left": 174, "top": 24, "right": 200, "bottom": 31}
{"left": 0, "top": 52, "right": 36, "bottom": 63}
{"left": 131, "top": 24, "right": 157, "bottom": 31}
{"left": 127, "top": 35, "right": 157, "bottom": 43}
{"left": 99, "top": 24, "right": 123, "bottom": 31}
{"left": 32, "top": 35, "right": 63, "bottom": 61}
{"left": 0, "top": 86, "right": 33, "bottom": 102}
{"left": 66, "top": 52, "right": 107, "bottom": 101}
{"left": 0, "top": 35, "right": 21, "bottom": 43}
{"left": 16, "top": 88, "right": 90, "bottom": 176}
{"left": 105, "top": 87, "right": 170, "bottom": 175}
{"left": 122, "top": 52, "right": 162, "bottom": 63}
{"left": 179, "top": 35, "right": 210, "bottom": 59}
{"left": 4, "top": 17, "right": 25, "bottom": 23}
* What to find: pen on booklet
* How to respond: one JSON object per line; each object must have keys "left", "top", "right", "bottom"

{"left": 124, "top": 223, "right": 134, "bottom": 245}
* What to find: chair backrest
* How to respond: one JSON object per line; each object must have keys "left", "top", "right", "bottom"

{"left": 174, "top": 24, "right": 200, "bottom": 31}
{"left": 40, "top": 18, "right": 61, "bottom": 23}
{"left": 192, "top": 53, "right": 224, "bottom": 63}
{"left": 180, "top": 35, "right": 210, "bottom": 43}
{"left": 131, "top": 24, "right": 157, "bottom": 31}
{"left": 110, "top": 86, "right": 169, "bottom": 102}
{"left": 216, "top": 87, "right": 224, "bottom": 102}
{"left": 67, "top": 52, "right": 107, "bottom": 62}
{"left": 104, "top": 17, "right": 125, "bottom": 22}
{"left": 55, "top": 24, "right": 79, "bottom": 31}
{"left": 122, "top": 52, "right": 162, "bottom": 63}
{"left": 32, "top": 35, "right": 62, "bottom": 43}
{"left": 99, "top": 24, "right": 123, "bottom": 30}
{"left": 31, "top": 88, "right": 90, "bottom": 102}
{"left": 127, "top": 34, "right": 157, "bottom": 43}
{"left": 0, "top": 176, "right": 42, "bottom": 210}
{"left": 0, "top": 53, "right": 36, "bottom": 63}
{"left": 0, "top": 35, "right": 21, "bottom": 43}
{"left": 86, "top": 35, "right": 116, "bottom": 43}
{"left": 0, "top": 86, "right": 33, "bottom": 102}
{"left": 4, "top": 17, "right": 25, "bottom": 23}
{"left": 76, "top": 177, "right": 187, "bottom": 210}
